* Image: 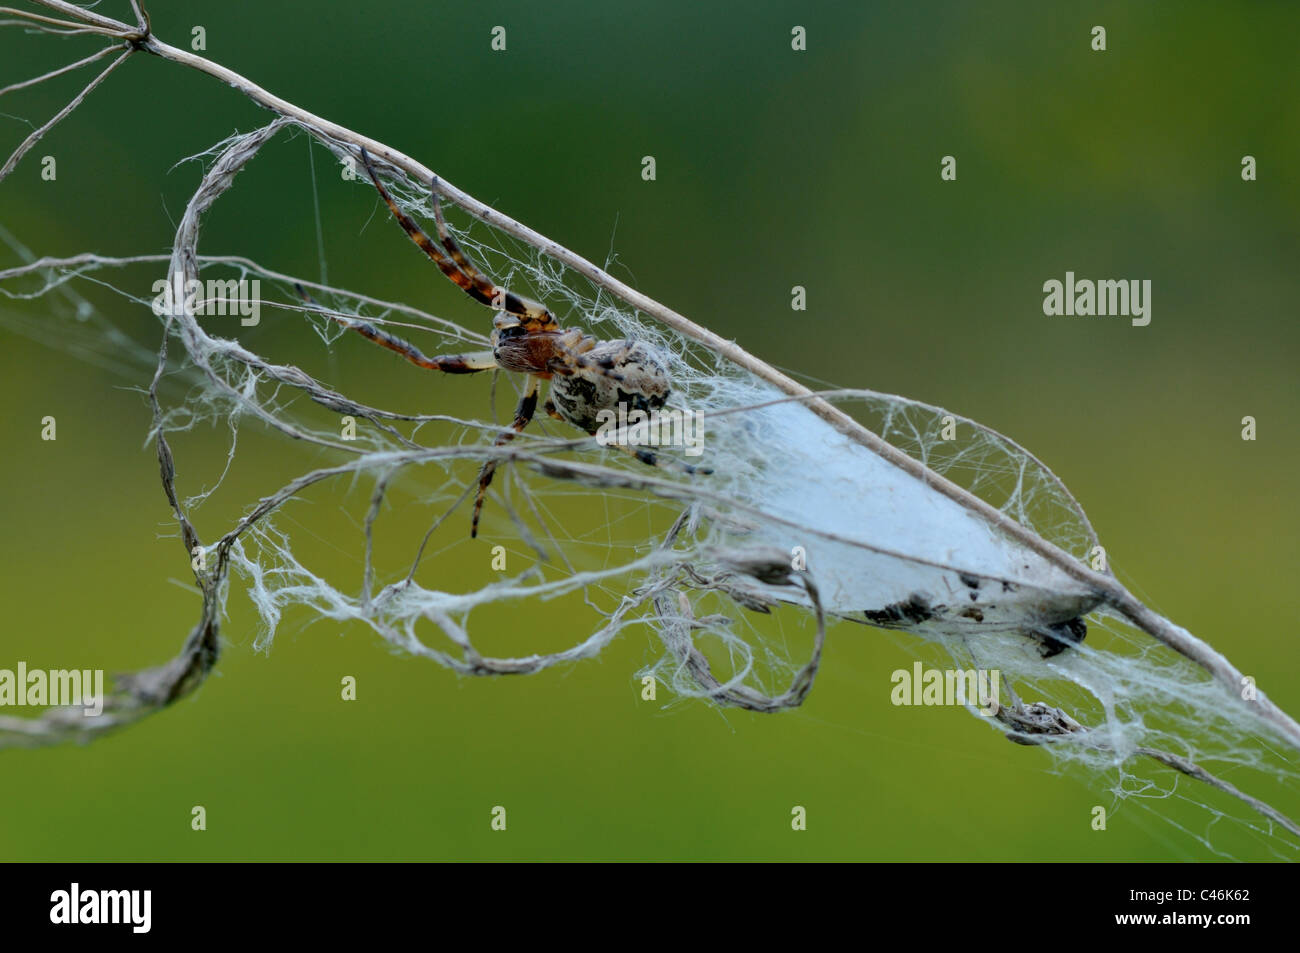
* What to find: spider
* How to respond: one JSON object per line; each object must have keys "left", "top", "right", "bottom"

{"left": 299, "top": 147, "right": 704, "bottom": 537}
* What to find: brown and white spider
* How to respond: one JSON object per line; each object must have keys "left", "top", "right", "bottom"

{"left": 300, "top": 147, "right": 703, "bottom": 537}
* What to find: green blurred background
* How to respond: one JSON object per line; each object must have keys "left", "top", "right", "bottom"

{"left": 1, "top": 1, "right": 1297, "bottom": 860}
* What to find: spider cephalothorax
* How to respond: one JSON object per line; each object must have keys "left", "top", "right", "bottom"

{"left": 298, "top": 147, "right": 696, "bottom": 537}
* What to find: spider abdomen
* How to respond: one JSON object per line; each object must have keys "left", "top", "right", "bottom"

{"left": 550, "top": 339, "right": 670, "bottom": 434}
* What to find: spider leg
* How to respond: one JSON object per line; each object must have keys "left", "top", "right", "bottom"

{"left": 358, "top": 148, "right": 556, "bottom": 330}
{"left": 472, "top": 374, "right": 541, "bottom": 538}
{"left": 427, "top": 176, "right": 554, "bottom": 327}
{"left": 295, "top": 283, "right": 496, "bottom": 373}
{"left": 542, "top": 398, "right": 566, "bottom": 422}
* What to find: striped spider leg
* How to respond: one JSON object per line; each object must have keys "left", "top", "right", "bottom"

{"left": 308, "top": 147, "right": 702, "bottom": 537}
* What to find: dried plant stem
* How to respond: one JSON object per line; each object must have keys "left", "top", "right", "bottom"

{"left": 0, "top": 42, "right": 117, "bottom": 97}
{"left": 0, "top": 5, "right": 125, "bottom": 35}
{"left": 993, "top": 696, "right": 1300, "bottom": 839}
{"left": 1136, "top": 747, "right": 1300, "bottom": 839}
{"left": 6, "top": 1, "right": 1300, "bottom": 756}
{"left": 9, "top": 0, "right": 127, "bottom": 34}
{"left": 0, "top": 44, "right": 130, "bottom": 179}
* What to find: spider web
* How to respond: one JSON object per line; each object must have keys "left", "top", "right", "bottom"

{"left": 1, "top": 120, "right": 1297, "bottom": 860}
